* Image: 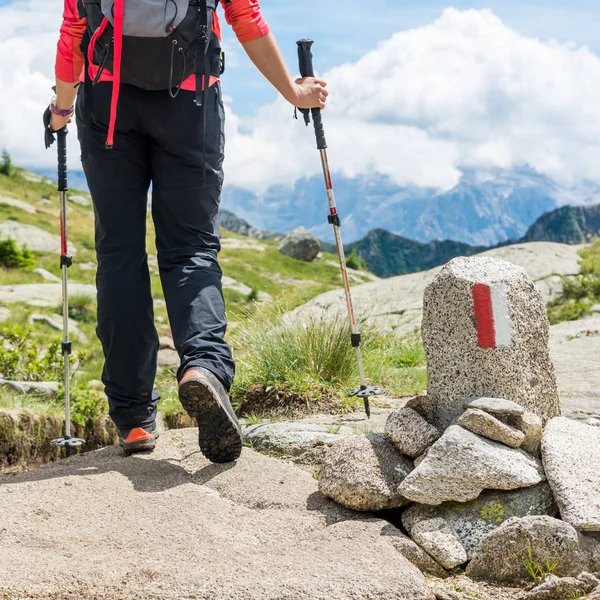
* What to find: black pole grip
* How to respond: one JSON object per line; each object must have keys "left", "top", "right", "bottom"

{"left": 57, "top": 129, "right": 68, "bottom": 192}
{"left": 297, "top": 39, "right": 315, "bottom": 78}
{"left": 296, "top": 39, "right": 327, "bottom": 150}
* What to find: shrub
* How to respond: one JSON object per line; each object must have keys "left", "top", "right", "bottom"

{"left": 0, "top": 150, "right": 15, "bottom": 177}
{"left": 0, "top": 324, "right": 85, "bottom": 382}
{"left": 346, "top": 248, "right": 367, "bottom": 271}
{"left": 0, "top": 238, "right": 35, "bottom": 270}
{"left": 56, "top": 386, "right": 108, "bottom": 425}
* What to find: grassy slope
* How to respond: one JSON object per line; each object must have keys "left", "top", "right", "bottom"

{"left": 0, "top": 168, "right": 426, "bottom": 420}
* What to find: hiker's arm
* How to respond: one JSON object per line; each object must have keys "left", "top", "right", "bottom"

{"left": 242, "top": 34, "right": 328, "bottom": 109}
{"left": 52, "top": 0, "right": 86, "bottom": 129}
{"left": 223, "top": 0, "right": 327, "bottom": 109}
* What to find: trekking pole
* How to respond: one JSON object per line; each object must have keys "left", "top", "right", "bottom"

{"left": 296, "top": 39, "right": 380, "bottom": 418}
{"left": 43, "top": 112, "right": 85, "bottom": 455}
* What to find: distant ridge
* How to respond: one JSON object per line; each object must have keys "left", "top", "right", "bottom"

{"left": 520, "top": 204, "right": 600, "bottom": 244}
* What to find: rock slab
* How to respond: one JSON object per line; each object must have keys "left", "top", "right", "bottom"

{"left": 517, "top": 572, "right": 599, "bottom": 600}
{"left": 467, "top": 516, "right": 598, "bottom": 584}
{"left": 244, "top": 421, "right": 350, "bottom": 463}
{"left": 319, "top": 433, "right": 413, "bottom": 511}
{"left": 542, "top": 417, "right": 600, "bottom": 531}
{"left": 0, "top": 429, "right": 433, "bottom": 600}
{"left": 410, "top": 518, "right": 468, "bottom": 570}
{"left": 463, "top": 397, "right": 525, "bottom": 416}
{"left": 398, "top": 425, "right": 545, "bottom": 505}
{"left": 422, "top": 257, "right": 560, "bottom": 429}
{"left": 458, "top": 408, "right": 525, "bottom": 448}
{"left": 402, "top": 483, "right": 558, "bottom": 558}
{"left": 385, "top": 407, "right": 441, "bottom": 458}
{"left": 383, "top": 526, "right": 448, "bottom": 578}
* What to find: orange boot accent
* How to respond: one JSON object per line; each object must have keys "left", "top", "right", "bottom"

{"left": 123, "top": 427, "right": 155, "bottom": 444}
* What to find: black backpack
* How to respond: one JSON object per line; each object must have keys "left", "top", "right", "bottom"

{"left": 78, "top": 0, "right": 223, "bottom": 117}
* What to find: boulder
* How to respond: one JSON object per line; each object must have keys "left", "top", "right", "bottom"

{"left": 383, "top": 526, "right": 448, "bottom": 578}
{"left": 0, "top": 195, "right": 36, "bottom": 214}
{"left": 157, "top": 348, "right": 179, "bottom": 367}
{"left": 0, "top": 222, "right": 77, "bottom": 254}
{"left": 466, "top": 516, "right": 598, "bottom": 584}
{"left": 517, "top": 572, "right": 599, "bottom": 600}
{"left": 457, "top": 408, "right": 525, "bottom": 448}
{"left": 514, "top": 411, "right": 543, "bottom": 456}
{"left": 463, "top": 397, "right": 525, "bottom": 416}
{"left": 405, "top": 394, "right": 434, "bottom": 423}
{"left": 244, "top": 422, "right": 350, "bottom": 463}
{"left": 0, "top": 283, "right": 95, "bottom": 305}
{"left": 398, "top": 425, "right": 545, "bottom": 505}
{"left": 402, "top": 484, "right": 558, "bottom": 558}
{"left": 385, "top": 407, "right": 441, "bottom": 458}
{"left": 542, "top": 417, "right": 600, "bottom": 531}
{"left": 318, "top": 433, "right": 413, "bottom": 511}
{"left": 277, "top": 227, "right": 321, "bottom": 262}
{"left": 68, "top": 194, "right": 92, "bottom": 207}
{"left": 422, "top": 257, "right": 560, "bottom": 429}
{"left": 410, "top": 518, "right": 468, "bottom": 570}
{"left": 0, "top": 380, "right": 59, "bottom": 397}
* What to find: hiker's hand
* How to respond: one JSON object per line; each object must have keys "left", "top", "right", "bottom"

{"left": 49, "top": 112, "right": 71, "bottom": 133}
{"left": 293, "top": 77, "right": 328, "bottom": 110}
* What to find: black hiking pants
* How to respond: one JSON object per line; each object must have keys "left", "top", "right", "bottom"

{"left": 76, "top": 82, "right": 235, "bottom": 431}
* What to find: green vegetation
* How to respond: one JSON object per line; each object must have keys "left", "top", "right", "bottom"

{"left": 548, "top": 239, "right": 600, "bottom": 324}
{"left": 0, "top": 150, "right": 15, "bottom": 178}
{"left": 0, "top": 237, "right": 35, "bottom": 270}
{"left": 479, "top": 501, "right": 504, "bottom": 525}
{"left": 228, "top": 304, "right": 427, "bottom": 419}
{"left": 66, "top": 293, "right": 96, "bottom": 324}
{"left": 522, "top": 546, "right": 560, "bottom": 581}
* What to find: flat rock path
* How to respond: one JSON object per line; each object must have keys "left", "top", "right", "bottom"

{"left": 0, "top": 429, "right": 432, "bottom": 600}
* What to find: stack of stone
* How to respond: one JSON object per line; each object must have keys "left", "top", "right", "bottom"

{"left": 318, "top": 257, "right": 600, "bottom": 596}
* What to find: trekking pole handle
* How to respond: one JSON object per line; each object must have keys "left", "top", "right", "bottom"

{"left": 297, "top": 39, "right": 327, "bottom": 150}
{"left": 57, "top": 128, "right": 68, "bottom": 193}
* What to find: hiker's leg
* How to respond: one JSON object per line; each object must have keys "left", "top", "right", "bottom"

{"left": 76, "top": 83, "right": 159, "bottom": 430}
{"left": 147, "top": 84, "right": 235, "bottom": 391}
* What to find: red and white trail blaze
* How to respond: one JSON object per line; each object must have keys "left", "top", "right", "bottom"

{"left": 472, "top": 282, "right": 512, "bottom": 348}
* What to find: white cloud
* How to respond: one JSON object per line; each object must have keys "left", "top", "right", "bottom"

{"left": 2, "top": 4, "right": 600, "bottom": 193}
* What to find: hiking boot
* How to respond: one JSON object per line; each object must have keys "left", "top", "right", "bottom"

{"left": 119, "top": 421, "right": 159, "bottom": 456}
{"left": 178, "top": 368, "right": 243, "bottom": 463}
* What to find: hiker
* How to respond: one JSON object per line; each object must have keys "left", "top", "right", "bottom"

{"left": 48, "top": 0, "right": 328, "bottom": 462}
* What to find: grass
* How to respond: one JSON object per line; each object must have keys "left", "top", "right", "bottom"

{"left": 522, "top": 547, "right": 560, "bottom": 581}
{"left": 229, "top": 303, "right": 427, "bottom": 419}
{"left": 548, "top": 239, "right": 600, "bottom": 324}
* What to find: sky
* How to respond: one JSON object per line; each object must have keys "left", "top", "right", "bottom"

{"left": 2, "top": 0, "right": 600, "bottom": 195}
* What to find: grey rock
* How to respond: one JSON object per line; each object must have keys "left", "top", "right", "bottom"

{"left": 33, "top": 268, "right": 61, "bottom": 283}
{"left": 467, "top": 516, "right": 598, "bottom": 584}
{"left": 28, "top": 313, "right": 88, "bottom": 343}
{"left": 157, "top": 349, "right": 179, "bottom": 368}
{"left": 588, "top": 418, "right": 600, "bottom": 427}
{"left": 423, "top": 257, "right": 560, "bottom": 430}
{"left": 410, "top": 518, "right": 468, "bottom": 570}
{"left": 217, "top": 209, "right": 283, "bottom": 241}
{"left": 0, "top": 306, "right": 10, "bottom": 322}
{"left": 0, "top": 222, "right": 77, "bottom": 254}
{"left": 383, "top": 526, "right": 448, "bottom": 578}
{"left": 87, "top": 379, "right": 104, "bottom": 390}
{"left": 463, "top": 396, "right": 525, "bottom": 416}
{"left": 513, "top": 411, "right": 543, "bottom": 456}
{"left": 457, "top": 408, "right": 525, "bottom": 448}
{"left": 542, "top": 417, "right": 600, "bottom": 531}
{"left": 318, "top": 433, "right": 413, "bottom": 511}
{"left": 405, "top": 394, "right": 434, "bottom": 423}
{"left": 402, "top": 484, "right": 558, "bottom": 558}
{"left": 244, "top": 422, "right": 350, "bottom": 463}
{"left": 398, "top": 425, "right": 545, "bottom": 505}
{"left": 68, "top": 194, "right": 91, "bottom": 207}
{"left": 0, "top": 379, "right": 59, "bottom": 397}
{"left": 0, "top": 195, "right": 36, "bottom": 214}
{"left": 0, "top": 283, "right": 95, "bottom": 305}
{"left": 517, "top": 572, "right": 599, "bottom": 600}
{"left": 158, "top": 336, "right": 176, "bottom": 351}
{"left": 277, "top": 227, "right": 321, "bottom": 262}
{"left": 385, "top": 407, "right": 441, "bottom": 458}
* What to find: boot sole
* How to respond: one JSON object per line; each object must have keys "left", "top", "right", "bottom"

{"left": 179, "top": 376, "right": 242, "bottom": 464}
{"left": 121, "top": 438, "right": 157, "bottom": 456}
